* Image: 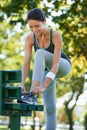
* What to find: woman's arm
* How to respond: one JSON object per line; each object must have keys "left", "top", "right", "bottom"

{"left": 41, "top": 30, "right": 62, "bottom": 90}
{"left": 50, "top": 30, "right": 62, "bottom": 74}
{"left": 21, "top": 33, "right": 33, "bottom": 93}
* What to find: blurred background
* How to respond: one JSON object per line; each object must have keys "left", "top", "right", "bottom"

{"left": 0, "top": 0, "right": 87, "bottom": 130}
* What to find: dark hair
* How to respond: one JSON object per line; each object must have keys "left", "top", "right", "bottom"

{"left": 27, "top": 8, "right": 45, "bottom": 22}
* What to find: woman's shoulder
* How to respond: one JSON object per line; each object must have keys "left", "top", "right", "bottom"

{"left": 26, "top": 31, "right": 34, "bottom": 40}
{"left": 52, "top": 29, "right": 62, "bottom": 40}
{"left": 52, "top": 29, "right": 62, "bottom": 36}
{"left": 25, "top": 31, "right": 34, "bottom": 46}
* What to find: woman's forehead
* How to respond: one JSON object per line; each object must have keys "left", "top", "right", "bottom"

{"left": 28, "top": 20, "right": 43, "bottom": 26}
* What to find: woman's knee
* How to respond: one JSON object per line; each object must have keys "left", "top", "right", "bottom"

{"left": 35, "top": 49, "right": 45, "bottom": 58}
{"left": 57, "top": 59, "right": 71, "bottom": 78}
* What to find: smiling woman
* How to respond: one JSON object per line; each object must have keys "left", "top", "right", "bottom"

{"left": 20, "top": 8, "right": 71, "bottom": 130}
{"left": 29, "top": 20, "right": 45, "bottom": 37}
{"left": 28, "top": 22, "right": 53, "bottom": 50}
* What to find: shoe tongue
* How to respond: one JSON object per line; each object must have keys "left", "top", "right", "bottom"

{"left": 24, "top": 92, "right": 34, "bottom": 97}
{"left": 29, "top": 92, "right": 34, "bottom": 96}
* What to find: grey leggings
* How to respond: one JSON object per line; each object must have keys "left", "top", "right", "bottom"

{"left": 32, "top": 49, "right": 71, "bottom": 130}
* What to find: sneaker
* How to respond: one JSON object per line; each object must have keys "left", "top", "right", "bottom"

{"left": 17, "top": 92, "right": 38, "bottom": 105}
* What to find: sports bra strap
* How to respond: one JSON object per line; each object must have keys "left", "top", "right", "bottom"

{"left": 50, "top": 29, "right": 52, "bottom": 44}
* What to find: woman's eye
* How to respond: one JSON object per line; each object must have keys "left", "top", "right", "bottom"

{"left": 30, "top": 26, "right": 32, "bottom": 28}
{"left": 35, "top": 25, "right": 39, "bottom": 28}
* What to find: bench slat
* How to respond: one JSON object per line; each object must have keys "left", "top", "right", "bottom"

{"left": 5, "top": 102, "right": 27, "bottom": 110}
{"left": 0, "top": 70, "right": 21, "bottom": 83}
{"left": 3, "top": 109, "right": 32, "bottom": 116}
{"left": 5, "top": 86, "right": 22, "bottom": 99}
{"left": 36, "top": 105, "right": 44, "bottom": 111}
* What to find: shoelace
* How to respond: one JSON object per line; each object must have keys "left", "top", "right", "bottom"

{"left": 23, "top": 93, "right": 32, "bottom": 98}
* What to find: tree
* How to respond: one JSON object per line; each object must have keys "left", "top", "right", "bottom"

{"left": 0, "top": 0, "right": 87, "bottom": 128}
{"left": 56, "top": 75, "right": 85, "bottom": 130}
{"left": 65, "top": 76, "right": 84, "bottom": 130}
{"left": 0, "top": 0, "right": 41, "bottom": 69}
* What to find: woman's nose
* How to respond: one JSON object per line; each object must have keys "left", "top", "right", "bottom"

{"left": 32, "top": 27, "right": 37, "bottom": 32}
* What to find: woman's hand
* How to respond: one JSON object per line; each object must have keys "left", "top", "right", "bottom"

{"left": 21, "top": 83, "right": 27, "bottom": 94}
{"left": 31, "top": 86, "right": 45, "bottom": 94}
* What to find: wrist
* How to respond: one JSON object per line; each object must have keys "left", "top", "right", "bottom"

{"left": 39, "top": 84, "right": 46, "bottom": 92}
{"left": 21, "top": 81, "right": 24, "bottom": 84}
{"left": 41, "top": 87, "right": 46, "bottom": 92}
{"left": 46, "top": 71, "right": 55, "bottom": 80}
{"left": 21, "top": 82, "right": 25, "bottom": 88}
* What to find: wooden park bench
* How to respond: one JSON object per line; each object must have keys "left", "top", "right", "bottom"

{"left": 0, "top": 70, "right": 44, "bottom": 130}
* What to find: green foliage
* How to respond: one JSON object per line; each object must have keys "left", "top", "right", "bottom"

{"left": 0, "top": 0, "right": 87, "bottom": 126}
{"left": 0, "top": 0, "right": 41, "bottom": 25}
{"left": 0, "top": 20, "right": 24, "bottom": 70}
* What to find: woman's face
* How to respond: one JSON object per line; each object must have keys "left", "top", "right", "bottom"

{"left": 28, "top": 19, "right": 45, "bottom": 36}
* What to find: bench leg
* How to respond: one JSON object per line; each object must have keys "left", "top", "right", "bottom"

{"left": 9, "top": 116, "right": 21, "bottom": 130}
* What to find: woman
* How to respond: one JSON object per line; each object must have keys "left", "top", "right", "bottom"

{"left": 20, "top": 8, "right": 71, "bottom": 130}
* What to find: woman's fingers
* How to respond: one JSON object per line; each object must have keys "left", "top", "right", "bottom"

{"left": 31, "top": 87, "right": 42, "bottom": 94}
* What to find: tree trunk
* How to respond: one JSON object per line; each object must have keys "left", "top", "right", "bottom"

{"left": 65, "top": 106, "right": 74, "bottom": 130}
{"left": 68, "top": 111, "right": 73, "bottom": 130}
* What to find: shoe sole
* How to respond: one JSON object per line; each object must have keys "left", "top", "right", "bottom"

{"left": 17, "top": 99, "right": 38, "bottom": 105}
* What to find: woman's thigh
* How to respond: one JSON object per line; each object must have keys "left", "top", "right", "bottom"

{"left": 36, "top": 49, "right": 71, "bottom": 79}
{"left": 44, "top": 51, "right": 71, "bottom": 78}
{"left": 56, "top": 58, "right": 71, "bottom": 78}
